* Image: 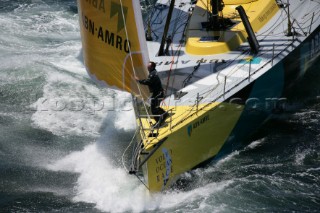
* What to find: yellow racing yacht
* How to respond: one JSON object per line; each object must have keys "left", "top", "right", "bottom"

{"left": 77, "top": 0, "right": 320, "bottom": 191}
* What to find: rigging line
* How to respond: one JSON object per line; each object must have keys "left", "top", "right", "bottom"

{"left": 121, "top": 128, "right": 138, "bottom": 172}
{"left": 258, "top": 9, "right": 286, "bottom": 36}
{"left": 164, "top": 6, "right": 189, "bottom": 97}
{"left": 163, "top": 11, "right": 188, "bottom": 98}
{"left": 171, "top": 8, "right": 183, "bottom": 36}
{"left": 123, "top": 129, "right": 149, "bottom": 190}
{"left": 198, "top": 51, "right": 250, "bottom": 99}
{"left": 170, "top": 13, "right": 188, "bottom": 41}
{"left": 171, "top": 85, "right": 220, "bottom": 127}
{"left": 301, "top": 10, "right": 320, "bottom": 25}
{"left": 170, "top": 44, "right": 183, "bottom": 87}
{"left": 134, "top": 173, "right": 150, "bottom": 190}
{"left": 163, "top": 39, "right": 183, "bottom": 107}
{"left": 151, "top": 6, "right": 188, "bottom": 33}
{"left": 160, "top": 44, "right": 183, "bottom": 113}
{"left": 164, "top": 45, "right": 176, "bottom": 96}
{"left": 162, "top": 44, "right": 176, "bottom": 109}
{"left": 119, "top": 0, "right": 152, "bottom": 124}
{"left": 143, "top": 0, "right": 157, "bottom": 25}
{"left": 203, "top": 42, "right": 291, "bottom": 100}
{"left": 162, "top": 4, "right": 185, "bottom": 105}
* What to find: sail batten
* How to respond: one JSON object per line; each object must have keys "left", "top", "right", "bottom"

{"left": 77, "top": 0, "right": 150, "bottom": 99}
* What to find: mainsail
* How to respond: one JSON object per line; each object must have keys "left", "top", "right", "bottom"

{"left": 77, "top": 0, "right": 150, "bottom": 98}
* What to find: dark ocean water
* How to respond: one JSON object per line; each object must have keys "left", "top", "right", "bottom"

{"left": 0, "top": 0, "right": 319, "bottom": 212}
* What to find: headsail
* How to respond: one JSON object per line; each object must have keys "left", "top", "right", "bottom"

{"left": 77, "top": 0, "right": 150, "bottom": 99}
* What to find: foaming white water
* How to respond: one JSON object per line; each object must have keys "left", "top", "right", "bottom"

{"left": 48, "top": 142, "right": 233, "bottom": 212}
{"left": 307, "top": 167, "right": 320, "bottom": 172}
{"left": 0, "top": 0, "right": 103, "bottom": 137}
{"left": 31, "top": 72, "right": 136, "bottom": 136}
{"left": 23, "top": 7, "right": 136, "bottom": 136}
{"left": 246, "top": 139, "right": 266, "bottom": 150}
{"left": 46, "top": 100, "right": 233, "bottom": 212}
{"left": 214, "top": 151, "right": 240, "bottom": 168}
{"left": 156, "top": 180, "right": 233, "bottom": 210}
{"left": 22, "top": 9, "right": 111, "bottom": 137}
{"left": 294, "top": 147, "right": 316, "bottom": 165}
{"left": 213, "top": 139, "right": 265, "bottom": 168}
{"left": 295, "top": 151, "right": 307, "bottom": 165}
{"left": 49, "top": 143, "right": 149, "bottom": 212}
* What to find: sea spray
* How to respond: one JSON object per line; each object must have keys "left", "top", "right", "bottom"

{"left": 0, "top": 1, "right": 319, "bottom": 212}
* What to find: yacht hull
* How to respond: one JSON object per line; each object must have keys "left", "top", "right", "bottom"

{"left": 140, "top": 25, "right": 320, "bottom": 191}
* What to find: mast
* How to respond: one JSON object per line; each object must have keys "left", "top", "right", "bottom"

{"left": 158, "top": 0, "right": 175, "bottom": 56}
{"left": 286, "top": 0, "right": 293, "bottom": 36}
{"left": 210, "top": 0, "right": 224, "bottom": 29}
{"left": 211, "top": 0, "right": 219, "bottom": 29}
